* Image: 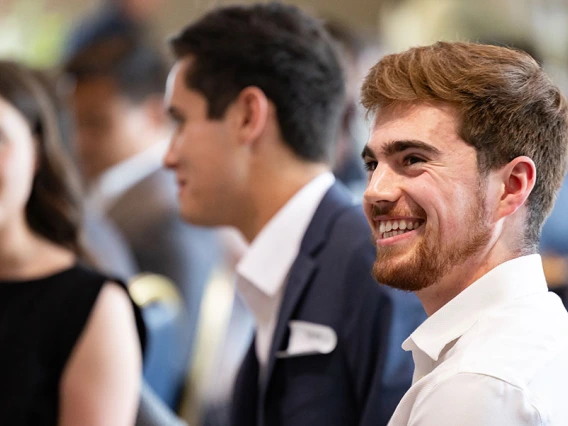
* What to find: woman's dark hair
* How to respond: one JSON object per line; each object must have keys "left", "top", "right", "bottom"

{"left": 0, "top": 61, "right": 83, "bottom": 255}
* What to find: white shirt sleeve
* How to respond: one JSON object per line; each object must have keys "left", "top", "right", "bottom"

{"left": 409, "top": 373, "right": 543, "bottom": 426}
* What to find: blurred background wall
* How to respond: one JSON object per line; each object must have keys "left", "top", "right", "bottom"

{"left": 2, "top": 0, "right": 567, "bottom": 92}
{"left": 2, "top": 1, "right": 568, "bottom": 424}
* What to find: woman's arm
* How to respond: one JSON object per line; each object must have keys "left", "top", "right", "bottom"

{"left": 59, "top": 282, "right": 142, "bottom": 426}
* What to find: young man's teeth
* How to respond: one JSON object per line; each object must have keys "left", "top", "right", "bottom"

{"left": 379, "top": 220, "right": 421, "bottom": 239}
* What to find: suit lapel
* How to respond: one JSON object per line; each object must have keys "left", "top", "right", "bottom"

{"left": 258, "top": 183, "right": 354, "bottom": 406}
{"left": 232, "top": 339, "right": 259, "bottom": 426}
{"left": 261, "top": 254, "right": 317, "bottom": 396}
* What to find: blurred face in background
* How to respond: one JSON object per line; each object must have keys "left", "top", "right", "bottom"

{"left": 164, "top": 58, "right": 252, "bottom": 228}
{"left": 71, "top": 76, "right": 147, "bottom": 182}
{"left": 0, "top": 96, "right": 37, "bottom": 229}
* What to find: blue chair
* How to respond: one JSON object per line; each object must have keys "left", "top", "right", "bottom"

{"left": 129, "top": 273, "right": 187, "bottom": 410}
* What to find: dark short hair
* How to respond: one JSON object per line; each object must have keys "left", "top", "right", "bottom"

{"left": 361, "top": 41, "right": 568, "bottom": 249}
{"left": 64, "top": 34, "right": 169, "bottom": 103}
{"left": 169, "top": 3, "right": 346, "bottom": 163}
{"left": 0, "top": 61, "right": 83, "bottom": 255}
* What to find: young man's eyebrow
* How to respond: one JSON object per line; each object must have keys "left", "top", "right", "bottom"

{"left": 381, "top": 140, "right": 441, "bottom": 157}
{"left": 361, "top": 140, "right": 440, "bottom": 160}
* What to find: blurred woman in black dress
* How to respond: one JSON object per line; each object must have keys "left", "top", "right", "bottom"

{"left": 0, "top": 60, "right": 142, "bottom": 425}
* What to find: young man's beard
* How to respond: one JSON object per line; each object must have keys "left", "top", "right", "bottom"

{"left": 372, "top": 192, "right": 492, "bottom": 293}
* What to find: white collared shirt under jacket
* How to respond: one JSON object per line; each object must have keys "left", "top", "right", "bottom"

{"left": 388, "top": 254, "right": 568, "bottom": 426}
{"left": 235, "top": 172, "right": 335, "bottom": 373}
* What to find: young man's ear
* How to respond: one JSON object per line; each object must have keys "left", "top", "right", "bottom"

{"left": 495, "top": 155, "right": 536, "bottom": 220}
{"left": 232, "top": 86, "right": 269, "bottom": 145}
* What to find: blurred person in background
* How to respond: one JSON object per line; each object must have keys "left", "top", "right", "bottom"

{"left": 183, "top": 227, "right": 253, "bottom": 426}
{"left": 164, "top": 4, "right": 425, "bottom": 426}
{"left": 63, "top": 34, "right": 223, "bottom": 409}
{"left": 36, "top": 65, "right": 187, "bottom": 426}
{"left": 325, "top": 20, "right": 382, "bottom": 200}
{"left": 64, "top": 0, "right": 166, "bottom": 59}
{"left": 0, "top": 60, "right": 143, "bottom": 426}
{"left": 34, "top": 68, "right": 139, "bottom": 280}
{"left": 361, "top": 41, "right": 568, "bottom": 425}
{"left": 540, "top": 175, "right": 568, "bottom": 293}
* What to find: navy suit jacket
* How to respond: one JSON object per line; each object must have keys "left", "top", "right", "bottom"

{"left": 231, "top": 182, "right": 426, "bottom": 426}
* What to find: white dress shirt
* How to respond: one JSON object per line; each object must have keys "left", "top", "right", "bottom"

{"left": 85, "top": 141, "right": 168, "bottom": 214}
{"left": 235, "top": 172, "right": 335, "bottom": 373}
{"left": 388, "top": 254, "right": 568, "bottom": 426}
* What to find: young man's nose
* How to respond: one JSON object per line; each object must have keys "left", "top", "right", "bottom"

{"left": 363, "top": 165, "right": 402, "bottom": 205}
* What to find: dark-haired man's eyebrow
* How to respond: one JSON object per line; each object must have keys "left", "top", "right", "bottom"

{"left": 381, "top": 140, "right": 441, "bottom": 157}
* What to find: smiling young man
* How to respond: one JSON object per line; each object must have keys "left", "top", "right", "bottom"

{"left": 361, "top": 41, "right": 568, "bottom": 425}
{"left": 163, "top": 4, "right": 426, "bottom": 426}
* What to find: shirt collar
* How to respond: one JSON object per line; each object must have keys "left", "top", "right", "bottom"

{"left": 403, "top": 254, "right": 548, "bottom": 361}
{"left": 86, "top": 141, "right": 168, "bottom": 213}
{"left": 236, "top": 172, "right": 335, "bottom": 297}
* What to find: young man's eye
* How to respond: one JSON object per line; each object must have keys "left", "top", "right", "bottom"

{"left": 403, "top": 155, "right": 425, "bottom": 166}
{"left": 364, "top": 159, "right": 377, "bottom": 172}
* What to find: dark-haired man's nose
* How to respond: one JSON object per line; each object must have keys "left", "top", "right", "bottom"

{"left": 163, "top": 139, "right": 178, "bottom": 169}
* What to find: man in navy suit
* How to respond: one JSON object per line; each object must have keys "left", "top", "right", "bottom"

{"left": 164, "top": 4, "right": 425, "bottom": 425}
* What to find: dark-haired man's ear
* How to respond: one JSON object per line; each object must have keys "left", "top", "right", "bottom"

{"left": 495, "top": 156, "right": 536, "bottom": 220}
{"left": 233, "top": 86, "right": 269, "bottom": 146}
